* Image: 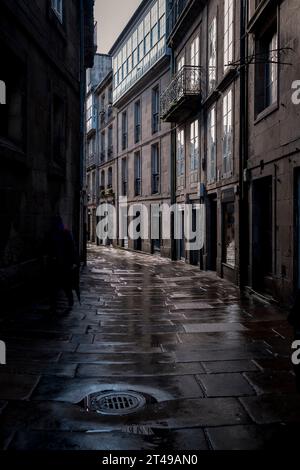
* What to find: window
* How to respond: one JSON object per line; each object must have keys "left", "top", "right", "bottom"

{"left": 152, "top": 86, "right": 160, "bottom": 134}
{"left": 255, "top": 29, "right": 278, "bottom": 114}
{"left": 101, "top": 94, "right": 105, "bottom": 111}
{"left": 86, "top": 95, "right": 96, "bottom": 133}
{"left": 122, "top": 111, "right": 128, "bottom": 150}
{"left": 134, "top": 152, "right": 142, "bottom": 196}
{"left": 108, "top": 126, "right": 113, "bottom": 158}
{"left": 190, "top": 37, "right": 200, "bottom": 87}
{"left": 191, "top": 37, "right": 200, "bottom": 67}
{"left": 100, "top": 170, "right": 105, "bottom": 190}
{"left": 51, "top": 0, "right": 63, "bottom": 22}
{"left": 122, "top": 158, "right": 128, "bottom": 196}
{"left": 222, "top": 89, "right": 233, "bottom": 176}
{"left": 177, "top": 129, "right": 185, "bottom": 177}
{"left": 134, "top": 100, "right": 141, "bottom": 143}
{"left": 112, "top": 1, "right": 167, "bottom": 103}
{"left": 108, "top": 87, "right": 113, "bottom": 104}
{"left": 190, "top": 120, "right": 199, "bottom": 172}
{"left": 88, "top": 139, "right": 95, "bottom": 157}
{"left": 108, "top": 167, "right": 113, "bottom": 188}
{"left": 101, "top": 131, "right": 105, "bottom": 162}
{"left": 177, "top": 55, "right": 185, "bottom": 72}
{"left": 223, "top": 202, "right": 236, "bottom": 267}
{"left": 207, "top": 106, "right": 217, "bottom": 183}
{"left": 208, "top": 17, "right": 217, "bottom": 91}
{"left": 224, "top": 0, "right": 234, "bottom": 71}
{"left": 151, "top": 144, "right": 160, "bottom": 194}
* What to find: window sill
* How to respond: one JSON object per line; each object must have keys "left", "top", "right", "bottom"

{"left": 254, "top": 102, "right": 278, "bottom": 125}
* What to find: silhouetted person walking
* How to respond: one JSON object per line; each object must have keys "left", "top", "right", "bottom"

{"left": 46, "top": 216, "right": 77, "bottom": 312}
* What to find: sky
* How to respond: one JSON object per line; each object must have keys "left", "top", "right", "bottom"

{"left": 95, "top": 0, "right": 142, "bottom": 54}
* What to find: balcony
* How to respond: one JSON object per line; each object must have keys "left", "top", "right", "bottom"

{"left": 167, "top": 0, "right": 205, "bottom": 47}
{"left": 160, "top": 66, "right": 204, "bottom": 122}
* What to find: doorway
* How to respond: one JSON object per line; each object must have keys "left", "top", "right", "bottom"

{"left": 252, "top": 177, "right": 273, "bottom": 292}
{"left": 208, "top": 196, "right": 217, "bottom": 271}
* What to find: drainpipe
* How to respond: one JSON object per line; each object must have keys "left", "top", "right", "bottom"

{"left": 239, "top": 0, "right": 249, "bottom": 290}
{"left": 79, "top": 0, "right": 87, "bottom": 265}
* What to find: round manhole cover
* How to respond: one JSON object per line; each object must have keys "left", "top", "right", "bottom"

{"left": 89, "top": 391, "right": 147, "bottom": 416}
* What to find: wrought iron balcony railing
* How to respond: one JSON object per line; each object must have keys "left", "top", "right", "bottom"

{"left": 160, "top": 65, "right": 204, "bottom": 121}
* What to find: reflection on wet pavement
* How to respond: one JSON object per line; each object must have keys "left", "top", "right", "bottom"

{"left": 0, "top": 246, "right": 299, "bottom": 450}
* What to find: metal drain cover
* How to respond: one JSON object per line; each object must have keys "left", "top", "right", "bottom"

{"left": 89, "top": 391, "right": 146, "bottom": 416}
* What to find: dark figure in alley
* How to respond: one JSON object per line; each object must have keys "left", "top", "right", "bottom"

{"left": 46, "top": 216, "right": 78, "bottom": 312}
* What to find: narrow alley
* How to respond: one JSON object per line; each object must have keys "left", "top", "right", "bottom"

{"left": 0, "top": 247, "right": 299, "bottom": 450}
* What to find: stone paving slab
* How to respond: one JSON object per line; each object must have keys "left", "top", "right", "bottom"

{"left": 76, "top": 362, "right": 205, "bottom": 378}
{"left": 206, "top": 424, "right": 284, "bottom": 450}
{"left": 0, "top": 397, "right": 250, "bottom": 432}
{"left": 0, "top": 373, "right": 40, "bottom": 400}
{"left": 8, "top": 428, "right": 209, "bottom": 451}
{"left": 0, "top": 246, "right": 297, "bottom": 450}
{"left": 31, "top": 375, "right": 204, "bottom": 403}
{"left": 197, "top": 373, "right": 255, "bottom": 397}
{"left": 60, "top": 352, "right": 176, "bottom": 364}
{"left": 202, "top": 360, "right": 259, "bottom": 374}
{"left": 240, "top": 394, "right": 300, "bottom": 424}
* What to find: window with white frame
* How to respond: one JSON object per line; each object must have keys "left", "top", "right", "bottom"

{"left": 190, "top": 120, "right": 199, "bottom": 172}
{"left": 177, "top": 129, "right": 185, "bottom": 177}
{"left": 207, "top": 106, "right": 216, "bottom": 183}
{"left": 177, "top": 55, "right": 185, "bottom": 72}
{"left": 265, "top": 32, "right": 278, "bottom": 107}
{"left": 191, "top": 37, "right": 200, "bottom": 67}
{"left": 208, "top": 17, "right": 217, "bottom": 91}
{"left": 51, "top": 0, "right": 63, "bottom": 22}
{"left": 222, "top": 89, "right": 233, "bottom": 176}
{"left": 112, "top": 1, "right": 166, "bottom": 103}
{"left": 224, "top": 0, "right": 234, "bottom": 71}
{"left": 191, "top": 36, "right": 200, "bottom": 87}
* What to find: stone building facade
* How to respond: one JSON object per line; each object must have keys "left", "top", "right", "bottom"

{"left": 162, "top": 0, "right": 243, "bottom": 285}
{"left": 109, "top": 0, "right": 172, "bottom": 257}
{"left": 245, "top": 0, "right": 300, "bottom": 304}
{"left": 95, "top": 71, "right": 118, "bottom": 246}
{"left": 0, "top": 0, "right": 95, "bottom": 300}
{"left": 85, "top": 54, "right": 112, "bottom": 244}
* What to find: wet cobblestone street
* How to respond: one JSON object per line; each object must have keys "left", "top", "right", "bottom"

{"left": 0, "top": 246, "right": 300, "bottom": 450}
